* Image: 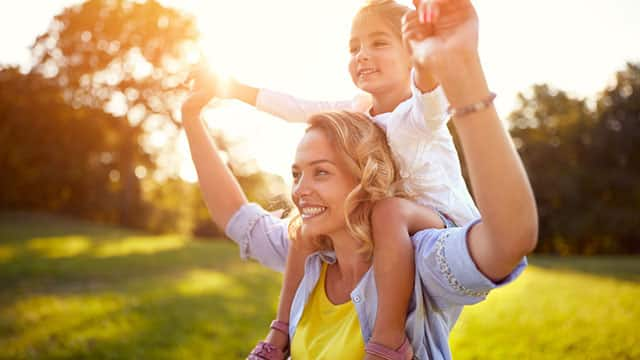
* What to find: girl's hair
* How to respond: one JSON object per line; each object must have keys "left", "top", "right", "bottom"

{"left": 354, "top": 0, "right": 412, "bottom": 39}
{"left": 287, "top": 110, "right": 406, "bottom": 259}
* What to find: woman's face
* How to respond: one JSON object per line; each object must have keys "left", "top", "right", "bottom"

{"left": 348, "top": 14, "right": 412, "bottom": 96}
{"left": 291, "top": 129, "right": 359, "bottom": 239}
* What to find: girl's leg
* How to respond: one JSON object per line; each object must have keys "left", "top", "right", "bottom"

{"left": 264, "top": 232, "right": 316, "bottom": 350}
{"left": 366, "top": 197, "right": 444, "bottom": 359}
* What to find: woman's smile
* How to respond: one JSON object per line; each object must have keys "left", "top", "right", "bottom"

{"left": 300, "top": 205, "right": 328, "bottom": 219}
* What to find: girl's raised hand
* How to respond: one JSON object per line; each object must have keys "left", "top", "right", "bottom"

{"left": 401, "top": 10, "right": 433, "bottom": 57}
{"left": 410, "top": 0, "right": 479, "bottom": 72}
{"left": 410, "top": 0, "right": 490, "bottom": 108}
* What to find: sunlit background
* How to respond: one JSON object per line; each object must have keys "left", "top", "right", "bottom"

{"left": 1, "top": 1, "right": 639, "bottom": 359}
{"left": 2, "top": 0, "right": 639, "bottom": 184}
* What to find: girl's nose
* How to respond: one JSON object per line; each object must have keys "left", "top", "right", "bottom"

{"left": 356, "top": 46, "right": 370, "bottom": 62}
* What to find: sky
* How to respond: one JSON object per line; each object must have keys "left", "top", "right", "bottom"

{"left": 1, "top": 0, "right": 639, "bottom": 183}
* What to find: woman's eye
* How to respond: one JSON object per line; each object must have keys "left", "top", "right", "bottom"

{"left": 373, "top": 41, "right": 388, "bottom": 47}
{"left": 292, "top": 172, "right": 300, "bottom": 181}
{"left": 315, "top": 170, "right": 329, "bottom": 176}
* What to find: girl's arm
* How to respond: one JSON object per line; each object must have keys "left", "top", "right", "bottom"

{"left": 194, "top": 63, "right": 358, "bottom": 123}
{"left": 402, "top": 10, "right": 439, "bottom": 93}
{"left": 253, "top": 87, "right": 359, "bottom": 123}
{"left": 414, "top": 0, "right": 538, "bottom": 281}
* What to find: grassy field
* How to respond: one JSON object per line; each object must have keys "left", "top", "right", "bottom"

{"left": 1, "top": 212, "right": 638, "bottom": 359}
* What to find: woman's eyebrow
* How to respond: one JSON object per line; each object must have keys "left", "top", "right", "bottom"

{"left": 310, "top": 159, "right": 336, "bottom": 166}
{"left": 292, "top": 159, "right": 336, "bottom": 169}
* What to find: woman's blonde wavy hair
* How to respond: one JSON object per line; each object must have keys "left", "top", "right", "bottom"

{"left": 354, "top": 0, "right": 412, "bottom": 40}
{"left": 287, "top": 110, "right": 407, "bottom": 260}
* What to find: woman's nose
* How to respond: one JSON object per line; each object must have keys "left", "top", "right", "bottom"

{"left": 292, "top": 175, "right": 312, "bottom": 198}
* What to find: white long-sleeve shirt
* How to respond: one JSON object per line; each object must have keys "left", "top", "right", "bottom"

{"left": 256, "top": 78, "right": 479, "bottom": 226}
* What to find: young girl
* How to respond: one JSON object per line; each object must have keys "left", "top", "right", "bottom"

{"left": 189, "top": 1, "right": 478, "bottom": 358}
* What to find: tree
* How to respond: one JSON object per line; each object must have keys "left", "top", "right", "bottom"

{"left": 508, "top": 63, "right": 640, "bottom": 254}
{"left": 589, "top": 63, "right": 640, "bottom": 252}
{"left": 29, "top": 0, "right": 199, "bottom": 226}
{"left": 0, "top": 66, "right": 149, "bottom": 223}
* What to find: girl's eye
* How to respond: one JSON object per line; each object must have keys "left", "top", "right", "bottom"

{"left": 315, "top": 169, "right": 329, "bottom": 176}
{"left": 349, "top": 46, "right": 359, "bottom": 54}
{"left": 373, "top": 41, "right": 388, "bottom": 47}
{"left": 292, "top": 171, "right": 300, "bottom": 181}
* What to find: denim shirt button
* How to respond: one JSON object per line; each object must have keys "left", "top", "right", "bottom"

{"left": 352, "top": 294, "right": 361, "bottom": 303}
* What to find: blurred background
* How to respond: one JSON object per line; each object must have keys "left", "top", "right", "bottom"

{"left": 1, "top": 0, "right": 638, "bottom": 359}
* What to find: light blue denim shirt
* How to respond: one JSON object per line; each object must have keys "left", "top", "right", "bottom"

{"left": 225, "top": 203, "right": 527, "bottom": 360}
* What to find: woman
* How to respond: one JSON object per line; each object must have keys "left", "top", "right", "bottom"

{"left": 181, "top": 1, "right": 538, "bottom": 359}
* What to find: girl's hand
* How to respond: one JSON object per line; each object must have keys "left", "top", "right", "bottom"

{"left": 401, "top": 10, "right": 439, "bottom": 92}
{"left": 411, "top": 0, "right": 489, "bottom": 108}
{"left": 410, "top": 0, "right": 479, "bottom": 73}
{"left": 401, "top": 10, "right": 433, "bottom": 57}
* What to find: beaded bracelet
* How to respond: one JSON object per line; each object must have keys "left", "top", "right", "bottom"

{"left": 447, "top": 92, "right": 496, "bottom": 118}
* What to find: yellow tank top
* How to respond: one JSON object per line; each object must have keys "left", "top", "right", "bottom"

{"left": 290, "top": 262, "right": 365, "bottom": 359}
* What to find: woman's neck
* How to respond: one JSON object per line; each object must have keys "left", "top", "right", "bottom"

{"left": 369, "top": 85, "right": 412, "bottom": 116}
{"left": 327, "top": 230, "right": 372, "bottom": 287}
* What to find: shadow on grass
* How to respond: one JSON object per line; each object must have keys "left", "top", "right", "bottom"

{"left": 0, "top": 211, "right": 139, "bottom": 243}
{"left": 0, "top": 211, "right": 241, "bottom": 291}
{"left": 529, "top": 255, "right": 640, "bottom": 282}
{"left": 0, "top": 239, "right": 243, "bottom": 292}
{"left": 2, "top": 262, "right": 281, "bottom": 359}
{"left": 0, "top": 211, "right": 284, "bottom": 359}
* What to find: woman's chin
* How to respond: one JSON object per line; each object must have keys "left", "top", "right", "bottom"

{"left": 300, "top": 223, "right": 320, "bottom": 238}
{"left": 301, "top": 221, "right": 331, "bottom": 239}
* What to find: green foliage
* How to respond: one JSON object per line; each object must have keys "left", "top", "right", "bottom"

{"left": 1, "top": 214, "right": 639, "bottom": 359}
{"left": 0, "top": 67, "right": 152, "bottom": 226}
{"left": 0, "top": 0, "right": 287, "bottom": 236}
{"left": 508, "top": 63, "right": 640, "bottom": 254}
{"left": 27, "top": 0, "right": 200, "bottom": 228}
{"left": 31, "top": 0, "right": 198, "bottom": 124}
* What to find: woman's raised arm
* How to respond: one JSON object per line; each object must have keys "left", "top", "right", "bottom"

{"left": 413, "top": 0, "right": 538, "bottom": 281}
{"left": 181, "top": 89, "right": 248, "bottom": 231}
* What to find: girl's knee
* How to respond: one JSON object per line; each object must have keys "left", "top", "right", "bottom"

{"left": 371, "top": 197, "right": 411, "bottom": 226}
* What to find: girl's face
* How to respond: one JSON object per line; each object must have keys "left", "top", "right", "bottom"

{"left": 291, "top": 129, "right": 359, "bottom": 239}
{"left": 348, "top": 14, "right": 412, "bottom": 96}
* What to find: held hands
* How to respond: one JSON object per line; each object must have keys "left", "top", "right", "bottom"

{"left": 404, "top": 0, "right": 489, "bottom": 109}
{"left": 403, "top": 1, "right": 479, "bottom": 71}
{"left": 180, "top": 61, "right": 221, "bottom": 119}
{"left": 407, "top": 0, "right": 479, "bottom": 67}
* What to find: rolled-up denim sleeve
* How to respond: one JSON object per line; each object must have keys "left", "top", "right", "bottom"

{"left": 413, "top": 220, "right": 527, "bottom": 309}
{"left": 224, "top": 203, "right": 290, "bottom": 272}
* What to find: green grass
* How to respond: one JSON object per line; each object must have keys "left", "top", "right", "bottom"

{"left": 1, "top": 212, "right": 639, "bottom": 359}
